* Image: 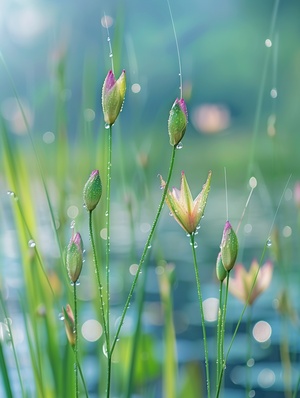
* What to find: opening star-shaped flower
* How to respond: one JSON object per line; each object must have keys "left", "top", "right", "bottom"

{"left": 160, "top": 171, "right": 211, "bottom": 234}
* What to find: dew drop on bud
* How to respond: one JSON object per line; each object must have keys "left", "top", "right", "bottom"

{"left": 105, "top": 123, "right": 110, "bottom": 129}
{"left": 176, "top": 142, "right": 183, "bottom": 149}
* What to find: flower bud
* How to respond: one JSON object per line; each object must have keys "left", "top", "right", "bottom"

{"left": 168, "top": 98, "right": 188, "bottom": 146}
{"left": 220, "top": 221, "right": 238, "bottom": 271}
{"left": 66, "top": 232, "right": 83, "bottom": 283}
{"left": 102, "top": 69, "right": 126, "bottom": 126}
{"left": 83, "top": 170, "right": 102, "bottom": 211}
{"left": 216, "top": 251, "right": 227, "bottom": 282}
{"left": 63, "top": 304, "right": 75, "bottom": 347}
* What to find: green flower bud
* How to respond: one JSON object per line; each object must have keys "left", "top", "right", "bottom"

{"left": 220, "top": 221, "right": 238, "bottom": 271}
{"left": 216, "top": 251, "right": 227, "bottom": 282}
{"left": 168, "top": 98, "right": 188, "bottom": 146}
{"left": 83, "top": 170, "right": 102, "bottom": 211}
{"left": 66, "top": 232, "right": 83, "bottom": 283}
{"left": 63, "top": 304, "right": 75, "bottom": 347}
{"left": 102, "top": 69, "right": 126, "bottom": 126}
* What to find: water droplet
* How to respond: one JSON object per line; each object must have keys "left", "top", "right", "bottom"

{"left": 58, "top": 313, "right": 64, "bottom": 321}
{"left": 105, "top": 211, "right": 109, "bottom": 217}
{"left": 109, "top": 53, "right": 113, "bottom": 58}
{"left": 28, "top": 239, "right": 36, "bottom": 248}
{"left": 186, "top": 233, "right": 190, "bottom": 237}
{"left": 265, "top": 39, "right": 272, "bottom": 47}
{"left": 270, "top": 88, "right": 277, "bottom": 98}
{"left": 102, "top": 344, "right": 108, "bottom": 358}
{"left": 147, "top": 244, "right": 152, "bottom": 249}
{"left": 169, "top": 212, "right": 173, "bottom": 217}
{"left": 266, "top": 238, "right": 272, "bottom": 247}
{"left": 70, "top": 220, "right": 76, "bottom": 229}
{"left": 196, "top": 225, "right": 201, "bottom": 230}
{"left": 107, "top": 37, "right": 110, "bottom": 42}
{"left": 176, "top": 142, "right": 183, "bottom": 149}
{"left": 7, "top": 191, "right": 18, "bottom": 200}
{"left": 105, "top": 123, "right": 110, "bottom": 129}
{"left": 193, "top": 241, "right": 198, "bottom": 248}
{"left": 76, "top": 280, "right": 80, "bottom": 286}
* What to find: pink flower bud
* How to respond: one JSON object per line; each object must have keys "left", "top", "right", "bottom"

{"left": 83, "top": 170, "right": 102, "bottom": 211}
{"left": 168, "top": 98, "right": 188, "bottom": 146}
{"left": 66, "top": 232, "right": 83, "bottom": 283}
{"left": 102, "top": 69, "right": 126, "bottom": 126}
{"left": 220, "top": 221, "right": 238, "bottom": 271}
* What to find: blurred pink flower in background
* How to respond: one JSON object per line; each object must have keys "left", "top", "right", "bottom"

{"left": 227, "top": 260, "right": 273, "bottom": 306}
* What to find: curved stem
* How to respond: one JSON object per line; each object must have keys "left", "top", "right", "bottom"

{"left": 111, "top": 146, "right": 177, "bottom": 356}
{"left": 74, "top": 283, "right": 79, "bottom": 398}
{"left": 88, "top": 210, "right": 108, "bottom": 344}
{"left": 190, "top": 233, "right": 210, "bottom": 398}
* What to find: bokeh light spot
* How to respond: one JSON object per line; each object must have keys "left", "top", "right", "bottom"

{"left": 131, "top": 83, "right": 141, "bottom": 93}
{"left": 101, "top": 15, "right": 113, "bottom": 28}
{"left": 282, "top": 226, "right": 292, "bottom": 238}
{"left": 100, "top": 228, "right": 107, "bottom": 240}
{"left": 43, "top": 131, "right": 55, "bottom": 144}
{"left": 81, "top": 319, "right": 102, "bottom": 342}
{"left": 252, "top": 320, "right": 272, "bottom": 343}
{"left": 203, "top": 298, "right": 219, "bottom": 322}
{"left": 67, "top": 205, "right": 79, "bottom": 219}
{"left": 84, "top": 108, "right": 95, "bottom": 122}
{"left": 257, "top": 368, "right": 275, "bottom": 388}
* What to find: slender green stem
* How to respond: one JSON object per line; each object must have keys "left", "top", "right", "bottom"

{"left": 111, "top": 146, "right": 177, "bottom": 356}
{"left": 88, "top": 211, "right": 108, "bottom": 344}
{"left": 105, "top": 125, "right": 113, "bottom": 397}
{"left": 216, "top": 281, "right": 223, "bottom": 392}
{"left": 106, "top": 125, "right": 112, "bottom": 338}
{"left": 74, "top": 283, "right": 79, "bottom": 398}
{"left": 292, "top": 373, "right": 300, "bottom": 398}
{"left": 77, "top": 362, "right": 89, "bottom": 398}
{"left": 0, "top": 293, "right": 26, "bottom": 398}
{"left": 245, "top": 306, "right": 253, "bottom": 397}
{"left": 125, "top": 267, "right": 147, "bottom": 398}
{"left": 216, "top": 272, "right": 230, "bottom": 398}
{"left": 190, "top": 233, "right": 210, "bottom": 398}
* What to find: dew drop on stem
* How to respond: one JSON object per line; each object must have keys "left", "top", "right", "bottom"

{"left": 266, "top": 238, "right": 272, "bottom": 247}
{"left": 58, "top": 313, "right": 64, "bottom": 321}
{"left": 28, "top": 239, "right": 36, "bottom": 248}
